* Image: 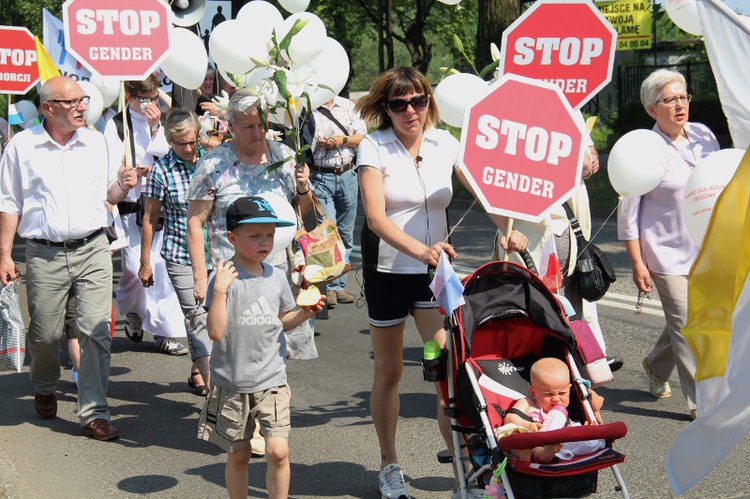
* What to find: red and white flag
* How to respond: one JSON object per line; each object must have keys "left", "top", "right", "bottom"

{"left": 538, "top": 236, "right": 563, "bottom": 292}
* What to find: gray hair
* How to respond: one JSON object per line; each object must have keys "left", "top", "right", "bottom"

{"left": 163, "top": 108, "right": 200, "bottom": 142}
{"left": 640, "top": 69, "right": 687, "bottom": 112}
{"left": 224, "top": 90, "right": 262, "bottom": 124}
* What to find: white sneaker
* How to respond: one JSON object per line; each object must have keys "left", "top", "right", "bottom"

{"left": 379, "top": 463, "right": 410, "bottom": 499}
{"left": 158, "top": 338, "right": 189, "bottom": 356}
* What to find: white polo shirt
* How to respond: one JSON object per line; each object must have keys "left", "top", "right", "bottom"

{"left": 0, "top": 123, "right": 117, "bottom": 241}
{"left": 356, "top": 127, "right": 458, "bottom": 274}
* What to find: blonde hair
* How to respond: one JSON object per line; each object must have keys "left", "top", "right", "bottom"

{"left": 530, "top": 357, "right": 569, "bottom": 387}
{"left": 355, "top": 66, "right": 439, "bottom": 131}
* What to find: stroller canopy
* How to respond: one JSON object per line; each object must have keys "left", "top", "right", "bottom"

{"left": 459, "top": 262, "right": 574, "bottom": 349}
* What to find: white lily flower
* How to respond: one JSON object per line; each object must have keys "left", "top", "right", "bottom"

{"left": 212, "top": 90, "right": 230, "bottom": 112}
{"left": 490, "top": 42, "right": 501, "bottom": 62}
{"left": 198, "top": 111, "right": 214, "bottom": 140}
{"left": 266, "top": 129, "right": 283, "bottom": 141}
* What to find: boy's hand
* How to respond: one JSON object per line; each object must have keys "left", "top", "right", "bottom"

{"left": 213, "top": 259, "right": 238, "bottom": 294}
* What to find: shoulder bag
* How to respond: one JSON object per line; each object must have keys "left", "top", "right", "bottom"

{"left": 562, "top": 203, "right": 616, "bottom": 302}
{"left": 291, "top": 195, "right": 351, "bottom": 286}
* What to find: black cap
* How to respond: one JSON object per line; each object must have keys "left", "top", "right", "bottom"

{"left": 226, "top": 196, "right": 295, "bottom": 231}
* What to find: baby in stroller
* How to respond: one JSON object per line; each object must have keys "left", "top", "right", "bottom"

{"left": 503, "top": 357, "right": 605, "bottom": 463}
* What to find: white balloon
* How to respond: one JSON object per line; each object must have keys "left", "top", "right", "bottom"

{"left": 237, "top": 1, "right": 284, "bottom": 42}
{"left": 259, "top": 193, "right": 298, "bottom": 257}
{"left": 682, "top": 148, "right": 745, "bottom": 247}
{"left": 161, "top": 28, "right": 208, "bottom": 90}
{"left": 306, "top": 37, "right": 350, "bottom": 108}
{"left": 78, "top": 81, "right": 104, "bottom": 127}
{"left": 665, "top": 0, "right": 701, "bottom": 36}
{"left": 437, "top": 0, "right": 462, "bottom": 4}
{"left": 88, "top": 74, "right": 120, "bottom": 108}
{"left": 14, "top": 100, "right": 38, "bottom": 128}
{"left": 279, "top": 0, "right": 310, "bottom": 14}
{"left": 276, "top": 12, "right": 327, "bottom": 65}
{"left": 433, "top": 73, "right": 490, "bottom": 128}
{"left": 210, "top": 20, "right": 269, "bottom": 75}
{"left": 607, "top": 129, "right": 670, "bottom": 197}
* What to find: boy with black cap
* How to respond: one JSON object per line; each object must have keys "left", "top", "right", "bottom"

{"left": 198, "top": 196, "right": 323, "bottom": 499}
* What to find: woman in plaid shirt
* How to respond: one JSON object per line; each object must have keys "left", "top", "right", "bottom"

{"left": 139, "top": 109, "right": 211, "bottom": 396}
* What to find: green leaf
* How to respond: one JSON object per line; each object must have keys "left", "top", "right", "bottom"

{"left": 265, "top": 157, "right": 293, "bottom": 174}
{"left": 274, "top": 71, "right": 289, "bottom": 101}
{"left": 279, "top": 18, "right": 309, "bottom": 52}
{"left": 257, "top": 105, "right": 269, "bottom": 131}
{"left": 478, "top": 60, "right": 500, "bottom": 79}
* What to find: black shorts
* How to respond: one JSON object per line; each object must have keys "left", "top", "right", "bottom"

{"left": 363, "top": 268, "right": 437, "bottom": 328}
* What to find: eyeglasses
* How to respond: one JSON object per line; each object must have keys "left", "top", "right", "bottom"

{"left": 657, "top": 94, "right": 692, "bottom": 107}
{"left": 171, "top": 139, "right": 198, "bottom": 148}
{"left": 136, "top": 95, "right": 159, "bottom": 105}
{"left": 387, "top": 94, "right": 429, "bottom": 114}
{"left": 48, "top": 96, "right": 90, "bottom": 108}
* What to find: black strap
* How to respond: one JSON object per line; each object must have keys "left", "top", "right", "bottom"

{"left": 562, "top": 202, "right": 587, "bottom": 254}
{"left": 113, "top": 107, "right": 137, "bottom": 169}
{"left": 504, "top": 407, "right": 536, "bottom": 422}
{"left": 316, "top": 106, "right": 349, "bottom": 136}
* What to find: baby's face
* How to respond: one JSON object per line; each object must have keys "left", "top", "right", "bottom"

{"left": 530, "top": 377, "right": 571, "bottom": 413}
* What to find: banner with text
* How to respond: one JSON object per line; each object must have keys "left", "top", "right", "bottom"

{"left": 595, "top": 0, "right": 652, "bottom": 50}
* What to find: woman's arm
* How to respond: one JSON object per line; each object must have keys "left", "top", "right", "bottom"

{"left": 453, "top": 166, "right": 528, "bottom": 253}
{"left": 138, "top": 198, "right": 162, "bottom": 287}
{"left": 187, "top": 199, "right": 212, "bottom": 302}
{"left": 624, "top": 238, "right": 652, "bottom": 293}
{"left": 358, "top": 166, "right": 455, "bottom": 267}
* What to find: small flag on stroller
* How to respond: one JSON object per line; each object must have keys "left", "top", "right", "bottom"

{"left": 429, "top": 251, "right": 465, "bottom": 315}
{"left": 539, "top": 236, "right": 563, "bottom": 292}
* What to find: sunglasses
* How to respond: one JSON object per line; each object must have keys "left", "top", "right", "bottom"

{"left": 136, "top": 95, "right": 158, "bottom": 105}
{"left": 387, "top": 94, "right": 429, "bottom": 114}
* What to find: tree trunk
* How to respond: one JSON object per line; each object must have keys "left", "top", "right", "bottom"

{"left": 403, "top": 0, "right": 432, "bottom": 74}
{"left": 475, "top": 0, "right": 520, "bottom": 74}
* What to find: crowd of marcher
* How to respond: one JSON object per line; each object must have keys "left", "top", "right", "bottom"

{"left": 0, "top": 65, "right": 711, "bottom": 499}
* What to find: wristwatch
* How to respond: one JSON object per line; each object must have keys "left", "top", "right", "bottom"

{"left": 342, "top": 136, "right": 348, "bottom": 145}
{"left": 150, "top": 124, "right": 160, "bottom": 133}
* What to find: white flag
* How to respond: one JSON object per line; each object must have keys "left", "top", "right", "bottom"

{"left": 696, "top": 0, "right": 750, "bottom": 149}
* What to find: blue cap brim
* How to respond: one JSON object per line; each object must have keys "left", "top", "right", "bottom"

{"left": 235, "top": 217, "right": 296, "bottom": 227}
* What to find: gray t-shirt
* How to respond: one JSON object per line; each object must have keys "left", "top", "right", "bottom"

{"left": 206, "top": 261, "right": 296, "bottom": 393}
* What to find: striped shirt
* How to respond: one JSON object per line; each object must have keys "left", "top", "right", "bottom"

{"left": 144, "top": 147, "right": 206, "bottom": 265}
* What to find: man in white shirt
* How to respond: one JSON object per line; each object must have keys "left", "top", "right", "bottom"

{"left": 0, "top": 76, "right": 137, "bottom": 440}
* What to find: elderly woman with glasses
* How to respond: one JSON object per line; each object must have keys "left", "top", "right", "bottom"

{"left": 354, "top": 66, "right": 528, "bottom": 499}
{"left": 139, "top": 109, "right": 211, "bottom": 396}
{"left": 618, "top": 68, "right": 720, "bottom": 420}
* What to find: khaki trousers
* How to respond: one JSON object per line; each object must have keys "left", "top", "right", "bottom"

{"left": 26, "top": 234, "right": 113, "bottom": 424}
{"left": 645, "top": 272, "right": 697, "bottom": 410}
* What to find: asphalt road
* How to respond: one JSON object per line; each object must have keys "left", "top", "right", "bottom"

{"left": 1, "top": 200, "right": 749, "bottom": 498}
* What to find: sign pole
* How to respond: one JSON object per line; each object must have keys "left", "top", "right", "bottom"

{"left": 120, "top": 82, "right": 132, "bottom": 169}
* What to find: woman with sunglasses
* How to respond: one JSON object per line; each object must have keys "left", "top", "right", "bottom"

{"left": 355, "top": 66, "right": 528, "bottom": 499}
{"left": 138, "top": 109, "right": 212, "bottom": 396}
{"left": 618, "top": 69, "right": 719, "bottom": 421}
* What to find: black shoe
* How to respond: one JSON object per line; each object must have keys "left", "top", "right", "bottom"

{"left": 607, "top": 356, "right": 624, "bottom": 372}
